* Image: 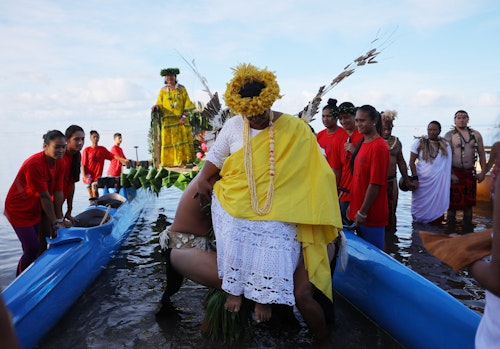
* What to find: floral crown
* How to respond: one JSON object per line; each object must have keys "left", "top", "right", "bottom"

{"left": 331, "top": 105, "right": 357, "bottom": 118}
{"left": 223, "top": 63, "right": 282, "bottom": 117}
{"left": 160, "top": 68, "right": 180, "bottom": 76}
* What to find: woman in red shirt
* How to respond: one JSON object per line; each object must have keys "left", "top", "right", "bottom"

{"left": 61, "top": 125, "right": 85, "bottom": 222}
{"left": 348, "top": 105, "right": 390, "bottom": 250}
{"left": 4, "top": 130, "right": 67, "bottom": 275}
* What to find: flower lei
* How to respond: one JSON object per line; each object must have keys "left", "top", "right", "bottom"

{"left": 330, "top": 105, "right": 357, "bottom": 118}
{"left": 243, "top": 111, "right": 275, "bottom": 215}
{"left": 166, "top": 83, "right": 181, "bottom": 109}
{"left": 224, "top": 63, "right": 282, "bottom": 117}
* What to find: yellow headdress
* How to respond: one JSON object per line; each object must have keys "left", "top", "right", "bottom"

{"left": 223, "top": 63, "right": 282, "bottom": 117}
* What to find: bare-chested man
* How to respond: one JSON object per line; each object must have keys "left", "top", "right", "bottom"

{"left": 444, "top": 110, "right": 487, "bottom": 225}
{"left": 381, "top": 110, "right": 412, "bottom": 232}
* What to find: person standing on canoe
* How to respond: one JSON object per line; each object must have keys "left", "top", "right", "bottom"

{"left": 81, "top": 130, "right": 128, "bottom": 198}
{"left": 444, "top": 110, "right": 487, "bottom": 227}
{"left": 348, "top": 105, "right": 390, "bottom": 250}
{"left": 151, "top": 68, "right": 196, "bottom": 168}
{"left": 4, "top": 130, "right": 67, "bottom": 275}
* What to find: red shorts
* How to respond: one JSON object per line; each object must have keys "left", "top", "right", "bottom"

{"left": 449, "top": 167, "right": 476, "bottom": 209}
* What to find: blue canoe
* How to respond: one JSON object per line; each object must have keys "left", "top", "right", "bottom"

{"left": 333, "top": 230, "right": 481, "bottom": 349}
{"left": 2, "top": 189, "right": 150, "bottom": 349}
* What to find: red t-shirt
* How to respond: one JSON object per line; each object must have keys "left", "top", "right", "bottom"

{"left": 331, "top": 129, "right": 363, "bottom": 202}
{"left": 4, "top": 152, "right": 64, "bottom": 227}
{"left": 107, "top": 145, "right": 125, "bottom": 177}
{"left": 61, "top": 151, "right": 76, "bottom": 199}
{"left": 81, "top": 146, "right": 115, "bottom": 181}
{"left": 348, "top": 136, "right": 389, "bottom": 227}
{"left": 317, "top": 127, "right": 347, "bottom": 168}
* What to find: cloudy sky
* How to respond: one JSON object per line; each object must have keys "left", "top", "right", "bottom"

{"left": 1, "top": 0, "right": 499, "bottom": 150}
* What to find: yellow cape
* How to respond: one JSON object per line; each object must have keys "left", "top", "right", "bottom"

{"left": 213, "top": 114, "right": 342, "bottom": 300}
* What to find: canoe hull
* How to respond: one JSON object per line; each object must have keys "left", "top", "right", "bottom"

{"left": 2, "top": 189, "right": 148, "bottom": 349}
{"left": 333, "top": 230, "right": 481, "bottom": 349}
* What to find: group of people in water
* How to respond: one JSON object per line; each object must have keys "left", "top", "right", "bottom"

{"left": 4, "top": 127, "right": 130, "bottom": 277}
{"left": 2, "top": 62, "right": 498, "bottom": 348}
{"left": 154, "top": 63, "right": 498, "bottom": 347}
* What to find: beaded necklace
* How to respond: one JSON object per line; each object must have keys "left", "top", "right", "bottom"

{"left": 166, "top": 84, "right": 180, "bottom": 109}
{"left": 386, "top": 136, "right": 398, "bottom": 151}
{"left": 426, "top": 139, "right": 439, "bottom": 159}
{"left": 243, "top": 111, "right": 275, "bottom": 215}
{"left": 453, "top": 127, "right": 477, "bottom": 168}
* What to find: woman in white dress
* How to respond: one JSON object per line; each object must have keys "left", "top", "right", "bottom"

{"left": 409, "top": 121, "right": 452, "bottom": 224}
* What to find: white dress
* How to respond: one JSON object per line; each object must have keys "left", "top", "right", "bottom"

{"left": 206, "top": 116, "right": 300, "bottom": 306}
{"left": 410, "top": 138, "right": 452, "bottom": 223}
{"left": 475, "top": 290, "right": 500, "bottom": 348}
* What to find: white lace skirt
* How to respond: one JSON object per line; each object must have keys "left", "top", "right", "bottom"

{"left": 211, "top": 194, "right": 300, "bottom": 306}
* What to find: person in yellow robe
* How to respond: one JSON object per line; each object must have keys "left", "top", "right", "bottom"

{"left": 194, "top": 64, "right": 342, "bottom": 334}
{"left": 152, "top": 68, "right": 195, "bottom": 167}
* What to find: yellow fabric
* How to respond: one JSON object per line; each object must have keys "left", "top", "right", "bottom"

{"left": 213, "top": 114, "right": 342, "bottom": 301}
{"left": 156, "top": 85, "right": 195, "bottom": 167}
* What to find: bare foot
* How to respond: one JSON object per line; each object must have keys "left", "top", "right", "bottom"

{"left": 254, "top": 303, "right": 272, "bottom": 323}
{"left": 224, "top": 294, "right": 242, "bottom": 313}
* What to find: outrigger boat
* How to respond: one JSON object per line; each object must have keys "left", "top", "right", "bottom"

{"left": 2, "top": 189, "right": 150, "bottom": 349}
{"left": 333, "top": 229, "right": 481, "bottom": 349}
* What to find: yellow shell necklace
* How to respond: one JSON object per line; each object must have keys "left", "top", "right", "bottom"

{"left": 243, "top": 111, "right": 275, "bottom": 215}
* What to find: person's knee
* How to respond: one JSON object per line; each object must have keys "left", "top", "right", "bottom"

{"left": 294, "top": 280, "right": 314, "bottom": 307}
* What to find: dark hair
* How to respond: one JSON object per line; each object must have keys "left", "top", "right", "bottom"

{"left": 338, "top": 101, "right": 357, "bottom": 116}
{"left": 350, "top": 105, "right": 382, "bottom": 172}
{"left": 454, "top": 110, "right": 469, "bottom": 118}
{"left": 65, "top": 125, "right": 84, "bottom": 183}
{"left": 322, "top": 98, "right": 338, "bottom": 117}
{"left": 114, "top": 133, "right": 122, "bottom": 138}
{"left": 429, "top": 120, "right": 442, "bottom": 132}
{"left": 43, "top": 130, "right": 65, "bottom": 145}
{"left": 239, "top": 81, "right": 266, "bottom": 98}
{"left": 90, "top": 130, "right": 98, "bottom": 136}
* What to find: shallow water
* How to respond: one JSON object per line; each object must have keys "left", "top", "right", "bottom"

{"left": 33, "top": 187, "right": 405, "bottom": 349}
{"left": 8, "top": 187, "right": 485, "bottom": 349}
{"left": 0, "top": 124, "right": 494, "bottom": 348}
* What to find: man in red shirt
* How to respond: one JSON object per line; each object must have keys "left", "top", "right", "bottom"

{"left": 81, "top": 130, "right": 128, "bottom": 198}
{"left": 108, "top": 133, "right": 127, "bottom": 177}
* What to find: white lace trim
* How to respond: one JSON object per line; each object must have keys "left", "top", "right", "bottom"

{"left": 211, "top": 194, "right": 300, "bottom": 306}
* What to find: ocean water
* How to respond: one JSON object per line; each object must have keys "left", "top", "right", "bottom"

{"left": 0, "top": 123, "right": 495, "bottom": 348}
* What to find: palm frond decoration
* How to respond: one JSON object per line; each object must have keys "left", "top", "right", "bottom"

{"left": 298, "top": 29, "right": 395, "bottom": 123}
